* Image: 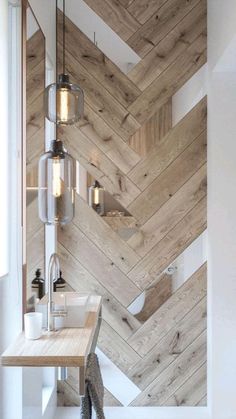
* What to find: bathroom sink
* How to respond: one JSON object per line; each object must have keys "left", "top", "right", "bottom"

{"left": 36, "top": 292, "right": 90, "bottom": 329}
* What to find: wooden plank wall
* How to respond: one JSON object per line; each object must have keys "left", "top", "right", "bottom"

{"left": 26, "top": 30, "right": 45, "bottom": 301}
{"left": 57, "top": 0, "right": 207, "bottom": 407}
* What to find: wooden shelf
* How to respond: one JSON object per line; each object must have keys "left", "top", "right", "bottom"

{"left": 1, "top": 296, "right": 102, "bottom": 368}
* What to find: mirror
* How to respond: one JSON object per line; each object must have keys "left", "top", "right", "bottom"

{"left": 26, "top": 4, "right": 45, "bottom": 308}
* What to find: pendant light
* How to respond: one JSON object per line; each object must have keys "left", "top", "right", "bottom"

{"left": 45, "top": 0, "right": 84, "bottom": 125}
{"left": 88, "top": 180, "right": 105, "bottom": 215}
{"left": 38, "top": 140, "right": 75, "bottom": 225}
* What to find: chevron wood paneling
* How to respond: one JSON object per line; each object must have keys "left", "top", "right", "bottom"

{"left": 26, "top": 30, "right": 45, "bottom": 303}
{"left": 26, "top": 30, "right": 45, "bottom": 187}
{"left": 50, "top": 0, "right": 207, "bottom": 407}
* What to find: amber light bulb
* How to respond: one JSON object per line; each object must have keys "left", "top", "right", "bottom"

{"left": 38, "top": 140, "right": 75, "bottom": 225}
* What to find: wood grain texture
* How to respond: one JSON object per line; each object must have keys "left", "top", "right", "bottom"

{"left": 128, "top": 198, "right": 206, "bottom": 289}
{"left": 58, "top": 222, "right": 140, "bottom": 307}
{"left": 58, "top": 244, "right": 140, "bottom": 341}
{"left": 128, "top": 100, "right": 172, "bottom": 157}
{"left": 79, "top": 103, "right": 141, "bottom": 173}
{"left": 128, "top": 1, "right": 206, "bottom": 90}
{"left": 128, "top": 296, "right": 206, "bottom": 388}
{"left": 130, "top": 331, "right": 206, "bottom": 405}
{"left": 128, "top": 164, "right": 207, "bottom": 257}
{"left": 135, "top": 274, "right": 172, "bottom": 322}
{"left": 164, "top": 362, "right": 207, "bottom": 406}
{"left": 82, "top": 0, "right": 141, "bottom": 41}
{"left": 73, "top": 194, "right": 140, "bottom": 274}
{"left": 127, "top": 131, "right": 207, "bottom": 224}
{"left": 128, "top": 34, "right": 206, "bottom": 124}
{"left": 127, "top": 0, "right": 168, "bottom": 24}
{"left": 58, "top": 12, "right": 141, "bottom": 109}
{"left": 60, "top": 125, "right": 141, "bottom": 208}
{"left": 53, "top": 2, "right": 208, "bottom": 407}
{"left": 127, "top": 0, "right": 201, "bottom": 57}
{"left": 26, "top": 30, "right": 45, "bottom": 74}
{"left": 98, "top": 320, "right": 141, "bottom": 374}
{"left": 58, "top": 48, "right": 141, "bottom": 142}
{"left": 128, "top": 264, "right": 207, "bottom": 355}
{"left": 128, "top": 97, "right": 206, "bottom": 190}
{"left": 1, "top": 297, "right": 102, "bottom": 367}
{"left": 58, "top": 370, "right": 123, "bottom": 406}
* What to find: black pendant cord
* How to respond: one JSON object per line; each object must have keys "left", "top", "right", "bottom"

{"left": 56, "top": 0, "right": 58, "bottom": 128}
{"left": 63, "top": 0, "right": 66, "bottom": 75}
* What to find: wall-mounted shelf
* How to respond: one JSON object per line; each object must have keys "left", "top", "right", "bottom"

{"left": 103, "top": 216, "right": 137, "bottom": 241}
{"left": 1, "top": 296, "right": 102, "bottom": 369}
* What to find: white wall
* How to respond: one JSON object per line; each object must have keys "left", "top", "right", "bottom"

{"left": 208, "top": 2, "right": 236, "bottom": 419}
{"left": 0, "top": 2, "right": 23, "bottom": 419}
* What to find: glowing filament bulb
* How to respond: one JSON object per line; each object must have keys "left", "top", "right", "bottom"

{"left": 52, "top": 159, "right": 61, "bottom": 197}
{"left": 94, "top": 187, "right": 100, "bottom": 205}
{"left": 57, "top": 88, "right": 69, "bottom": 123}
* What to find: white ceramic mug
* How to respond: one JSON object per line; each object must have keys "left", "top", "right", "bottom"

{"left": 24, "top": 312, "right": 43, "bottom": 340}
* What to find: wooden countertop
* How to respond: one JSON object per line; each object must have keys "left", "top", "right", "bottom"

{"left": 1, "top": 296, "right": 102, "bottom": 368}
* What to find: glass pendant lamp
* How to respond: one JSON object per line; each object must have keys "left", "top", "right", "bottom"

{"left": 38, "top": 140, "right": 75, "bottom": 225}
{"left": 88, "top": 180, "right": 105, "bottom": 215}
{"left": 44, "top": 0, "right": 84, "bottom": 125}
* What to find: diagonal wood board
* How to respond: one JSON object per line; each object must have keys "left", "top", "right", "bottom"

{"left": 27, "top": 0, "right": 207, "bottom": 407}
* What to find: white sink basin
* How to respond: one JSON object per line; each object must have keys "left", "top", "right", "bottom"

{"left": 36, "top": 292, "right": 90, "bottom": 328}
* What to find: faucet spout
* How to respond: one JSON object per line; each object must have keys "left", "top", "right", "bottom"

{"left": 47, "top": 253, "right": 66, "bottom": 331}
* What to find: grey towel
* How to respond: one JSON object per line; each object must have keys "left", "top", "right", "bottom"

{"left": 81, "top": 353, "right": 105, "bottom": 419}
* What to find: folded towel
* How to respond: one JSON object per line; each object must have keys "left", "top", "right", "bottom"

{"left": 81, "top": 353, "right": 105, "bottom": 419}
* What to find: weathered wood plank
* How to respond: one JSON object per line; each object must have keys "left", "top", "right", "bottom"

{"left": 128, "top": 296, "right": 206, "bottom": 388}
{"left": 128, "top": 263, "right": 206, "bottom": 356}
{"left": 128, "top": 1, "right": 206, "bottom": 90}
{"left": 26, "top": 60, "right": 45, "bottom": 106}
{"left": 118, "top": 0, "right": 134, "bottom": 7}
{"left": 128, "top": 34, "right": 206, "bottom": 124}
{"left": 59, "top": 125, "right": 141, "bottom": 208}
{"left": 60, "top": 48, "right": 140, "bottom": 141}
{"left": 58, "top": 244, "right": 141, "bottom": 341}
{"left": 164, "top": 362, "right": 207, "bottom": 406}
{"left": 57, "top": 13, "right": 141, "bottom": 109}
{"left": 58, "top": 371, "right": 123, "bottom": 407}
{"left": 128, "top": 164, "right": 207, "bottom": 257}
{"left": 127, "top": 0, "right": 168, "bottom": 24}
{"left": 127, "top": 131, "right": 207, "bottom": 224}
{"left": 58, "top": 222, "right": 140, "bottom": 307}
{"left": 73, "top": 194, "right": 140, "bottom": 274}
{"left": 103, "top": 216, "right": 137, "bottom": 237}
{"left": 135, "top": 274, "right": 172, "bottom": 323}
{"left": 26, "top": 93, "right": 44, "bottom": 140}
{"left": 98, "top": 320, "right": 141, "bottom": 374}
{"left": 26, "top": 167, "right": 38, "bottom": 188}
{"left": 79, "top": 103, "right": 141, "bottom": 174}
{"left": 131, "top": 331, "right": 206, "bottom": 405}
{"left": 26, "top": 226, "right": 44, "bottom": 275}
{"left": 26, "top": 30, "right": 45, "bottom": 74}
{"left": 26, "top": 126, "right": 44, "bottom": 176}
{"left": 128, "top": 198, "right": 206, "bottom": 290}
{"left": 26, "top": 197, "right": 42, "bottom": 239}
{"left": 127, "top": 0, "right": 201, "bottom": 57}
{"left": 82, "top": 0, "right": 141, "bottom": 41}
{"left": 128, "top": 100, "right": 172, "bottom": 157}
{"left": 128, "top": 97, "right": 207, "bottom": 190}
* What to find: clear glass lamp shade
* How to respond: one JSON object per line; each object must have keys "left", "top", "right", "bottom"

{"left": 45, "top": 74, "right": 84, "bottom": 125}
{"left": 38, "top": 140, "right": 75, "bottom": 225}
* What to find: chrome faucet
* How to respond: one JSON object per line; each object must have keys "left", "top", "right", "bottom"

{"left": 47, "top": 253, "right": 67, "bottom": 331}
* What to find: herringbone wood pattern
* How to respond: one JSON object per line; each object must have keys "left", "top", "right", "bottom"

{"left": 26, "top": 0, "right": 207, "bottom": 407}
